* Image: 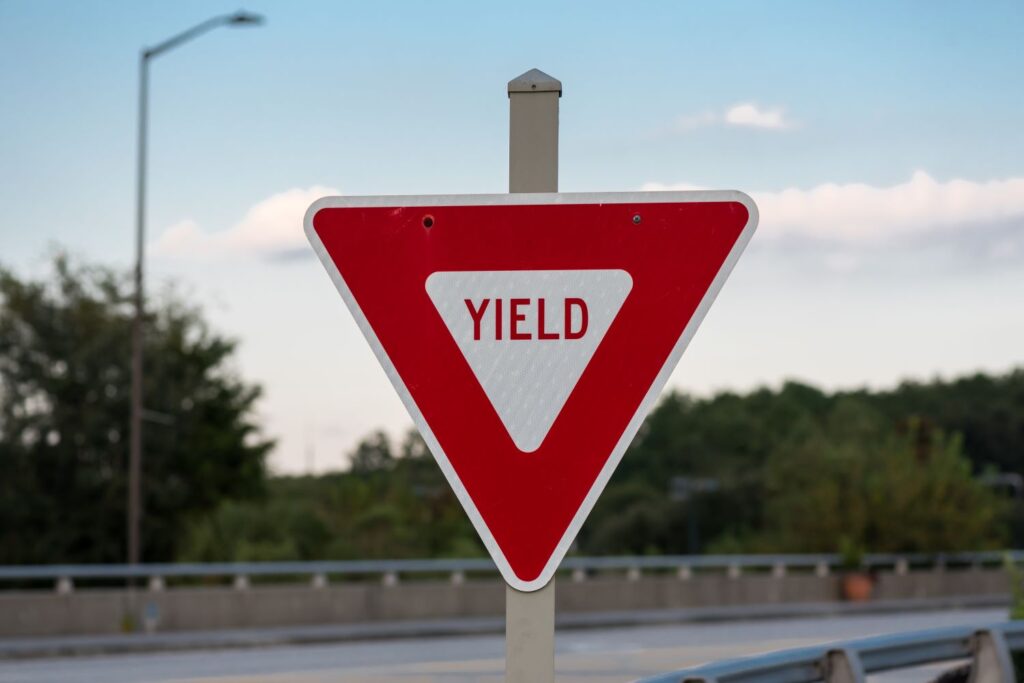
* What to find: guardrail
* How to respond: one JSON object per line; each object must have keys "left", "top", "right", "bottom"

{"left": 0, "top": 550, "right": 1017, "bottom": 593}
{"left": 637, "top": 620, "right": 1024, "bottom": 683}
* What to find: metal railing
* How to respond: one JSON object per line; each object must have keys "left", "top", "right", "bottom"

{"left": 637, "top": 620, "right": 1024, "bottom": 683}
{"left": 0, "top": 550, "right": 1017, "bottom": 593}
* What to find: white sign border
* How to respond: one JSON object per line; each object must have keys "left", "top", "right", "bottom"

{"left": 304, "top": 190, "right": 759, "bottom": 592}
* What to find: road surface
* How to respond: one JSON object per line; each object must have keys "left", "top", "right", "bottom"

{"left": 0, "top": 608, "right": 1004, "bottom": 683}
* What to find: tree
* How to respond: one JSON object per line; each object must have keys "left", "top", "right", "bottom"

{"left": 588, "top": 382, "right": 834, "bottom": 554}
{"left": 349, "top": 430, "right": 395, "bottom": 473}
{"left": 756, "top": 398, "right": 1006, "bottom": 554}
{"left": 0, "top": 254, "right": 271, "bottom": 564}
{"left": 181, "top": 428, "right": 485, "bottom": 561}
{"left": 865, "top": 372, "right": 1024, "bottom": 477}
{"left": 180, "top": 370, "right": 1022, "bottom": 563}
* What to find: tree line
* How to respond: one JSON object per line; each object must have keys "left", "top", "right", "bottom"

{"left": 2, "top": 255, "right": 1021, "bottom": 564}
{"left": 183, "top": 375, "right": 1018, "bottom": 563}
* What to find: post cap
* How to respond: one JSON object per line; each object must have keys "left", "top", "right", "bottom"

{"left": 507, "top": 68, "right": 562, "bottom": 97}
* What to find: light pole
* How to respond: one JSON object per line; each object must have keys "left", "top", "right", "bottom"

{"left": 669, "top": 476, "right": 720, "bottom": 554}
{"left": 129, "top": 11, "right": 263, "bottom": 567}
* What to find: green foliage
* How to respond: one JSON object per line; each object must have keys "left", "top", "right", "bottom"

{"left": 586, "top": 382, "right": 834, "bottom": 555}
{"left": 183, "top": 373, "right": 1016, "bottom": 562}
{"left": 838, "top": 536, "right": 865, "bottom": 571}
{"left": 756, "top": 399, "right": 1004, "bottom": 553}
{"left": 580, "top": 376, "right": 1018, "bottom": 557}
{"left": 867, "top": 372, "right": 1024, "bottom": 476}
{"left": 181, "top": 430, "right": 485, "bottom": 561}
{"left": 580, "top": 481, "right": 675, "bottom": 555}
{"left": 0, "top": 254, "right": 271, "bottom": 563}
{"left": 1005, "top": 554, "right": 1024, "bottom": 621}
{"left": 349, "top": 430, "right": 395, "bottom": 474}
{"left": 7, "top": 254, "right": 1020, "bottom": 564}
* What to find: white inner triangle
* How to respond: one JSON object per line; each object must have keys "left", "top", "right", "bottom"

{"left": 426, "top": 270, "right": 633, "bottom": 453}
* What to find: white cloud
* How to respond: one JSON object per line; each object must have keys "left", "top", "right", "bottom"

{"left": 643, "top": 171, "right": 1024, "bottom": 244}
{"left": 153, "top": 185, "right": 339, "bottom": 259}
{"left": 666, "top": 103, "right": 793, "bottom": 133}
{"left": 157, "top": 172, "right": 1024, "bottom": 261}
{"left": 724, "top": 103, "right": 792, "bottom": 130}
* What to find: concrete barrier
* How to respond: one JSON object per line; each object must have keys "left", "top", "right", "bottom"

{"left": 0, "top": 568, "right": 1008, "bottom": 638}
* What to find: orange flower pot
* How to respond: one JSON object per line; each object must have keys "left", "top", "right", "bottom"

{"left": 841, "top": 572, "right": 874, "bottom": 602}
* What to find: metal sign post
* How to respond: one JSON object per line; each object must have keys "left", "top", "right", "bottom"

{"left": 505, "top": 67, "right": 561, "bottom": 683}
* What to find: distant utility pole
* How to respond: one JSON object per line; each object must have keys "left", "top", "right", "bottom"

{"left": 669, "top": 476, "right": 721, "bottom": 554}
{"left": 129, "top": 11, "right": 263, "bottom": 567}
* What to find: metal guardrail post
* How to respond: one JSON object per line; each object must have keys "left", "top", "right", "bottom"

{"left": 772, "top": 562, "right": 787, "bottom": 579}
{"left": 147, "top": 575, "right": 164, "bottom": 592}
{"left": 895, "top": 558, "right": 909, "bottom": 575}
{"left": 816, "top": 560, "right": 831, "bottom": 577}
{"left": 572, "top": 568, "right": 587, "bottom": 582}
{"left": 311, "top": 573, "right": 327, "bottom": 589}
{"left": 450, "top": 570, "right": 465, "bottom": 586}
{"left": 677, "top": 565, "right": 692, "bottom": 580}
{"left": 627, "top": 567, "right": 641, "bottom": 582}
{"left": 824, "top": 648, "right": 866, "bottom": 683}
{"left": 55, "top": 577, "right": 73, "bottom": 594}
{"left": 727, "top": 563, "right": 741, "bottom": 579}
{"left": 232, "top": 575, "right": 249, "bottom": 590}
{"left": 970, "top": 629, "right": 1015, "bottom": 683}
{"left": 382, "top": 571, "right": 399, "bottom": 587}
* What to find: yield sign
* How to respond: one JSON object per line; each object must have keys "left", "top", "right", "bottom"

{"left": 305, "top": 191, "right": 758, "bottom": 591}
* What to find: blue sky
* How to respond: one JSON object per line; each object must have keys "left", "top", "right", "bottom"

{"left": 2, "top": 1, "right": 1023, "bottom": 472}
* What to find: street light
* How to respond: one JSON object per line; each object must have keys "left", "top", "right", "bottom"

{"left": 669, "top": 476, "right": 720, "bottom": 555}
{"left": 129, "top": 11, "right": 263, "bottom": 567}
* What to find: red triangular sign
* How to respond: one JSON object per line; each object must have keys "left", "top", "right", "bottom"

{"left": 305, "top": 192, "right": 758, "bottom": 591}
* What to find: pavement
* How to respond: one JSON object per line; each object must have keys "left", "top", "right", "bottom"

{"left": 0, "top": 593, "right": 1008, "bottom": 660}
{"left": 0, "top": 606, "right": 1006, "bottom": 683}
